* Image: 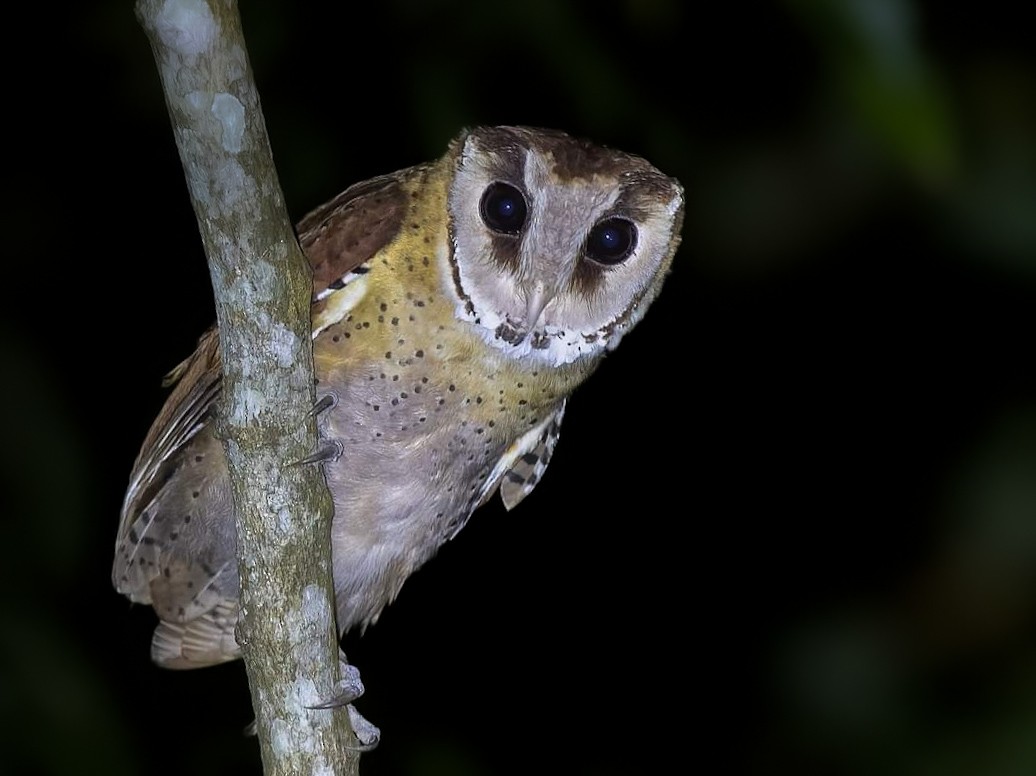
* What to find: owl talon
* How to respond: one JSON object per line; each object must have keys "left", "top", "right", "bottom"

{"left": 243, "top": 660, "right": 377, "bottom": 748}
{"left": 307, "top": 393, "right": 338, "bottom": 418}
{"left": 307, "top": 654, "right": 379, "bottom": 750}
{"left": 289, "top": 440, "right": 343, "bottom": 466}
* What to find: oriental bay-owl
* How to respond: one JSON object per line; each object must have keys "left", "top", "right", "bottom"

{"left": 113, "top": 126, "right": 683, "bottom": 669}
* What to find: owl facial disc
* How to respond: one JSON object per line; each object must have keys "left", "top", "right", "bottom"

{"left": 444, "top": 126, "right": 683, "bottom": 367}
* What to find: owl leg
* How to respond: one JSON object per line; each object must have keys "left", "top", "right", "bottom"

{"left": 308, "top": 650, "right": 380, "bottom": 750}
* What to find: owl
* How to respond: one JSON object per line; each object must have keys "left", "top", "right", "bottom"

{"left": 114, "top": 125, "right": 683, "bottom": 672}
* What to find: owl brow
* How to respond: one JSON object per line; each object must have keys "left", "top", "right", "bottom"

{"left": 610, "top": 190, "right": 656, "bottom": 222}
{"left": 618, "top": 169, "right": 681, "bottom": 210}
{"left": 524, "top": 132, "right": 633, "bottom": 181}
{"left": 483, "top": 144, "right": 527, "bottom": 191}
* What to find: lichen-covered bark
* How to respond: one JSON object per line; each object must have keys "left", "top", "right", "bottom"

{"left": 134, "top": 0, "right": 361, "bottom": 772}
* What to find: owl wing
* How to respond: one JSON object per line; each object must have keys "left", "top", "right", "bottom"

{"left": 300, "top": 168, "right": 425, "bottom": 336}
{"left": 114, "top": 326, "right": 223, "bottom": 602}
{"left": 478, "top": 401, "right": 567, "bottom": 513}
{"left": 299, "top": 168, "right": 417, "bottom": 300}
{"left": 115, "top": 169, "right": 417, "bottom": 571}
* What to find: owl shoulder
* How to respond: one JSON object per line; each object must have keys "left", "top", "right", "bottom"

{"left": 298, "top": 165, "right": 433, "bottom": 298}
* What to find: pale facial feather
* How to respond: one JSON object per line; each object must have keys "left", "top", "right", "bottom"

{"left": 445, "top": 128, "right": 681, "bottom": 366}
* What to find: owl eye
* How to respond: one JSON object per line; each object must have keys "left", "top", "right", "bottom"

{"left": 585, "top": 217, "right": 637, "bottom": 265}
{"left": 480, "top": 182, "right": 528, "bottom": 235}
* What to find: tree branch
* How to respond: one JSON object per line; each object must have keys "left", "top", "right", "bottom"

{"left": 134, "top": 0, "right": 360, "bottom": 772}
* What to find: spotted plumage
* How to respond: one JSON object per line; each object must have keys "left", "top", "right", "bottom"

{"left": 114, "top": 126, "right": 683, "bottom": 668}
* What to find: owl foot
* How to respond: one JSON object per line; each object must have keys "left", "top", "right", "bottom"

{"left": 347, "top": 705, "right": 381, "bottom": 751}
{"left": 309, "top": 661, "right": 365, "bottom": 709}
{"left": 288, "top": 439, "right": 343, "bottom": 466}
{"left": 307, "top": 653, "right": 380, "bottom": 750}
{"left": 291, "top": 395, "right": 342, "bottom": 466}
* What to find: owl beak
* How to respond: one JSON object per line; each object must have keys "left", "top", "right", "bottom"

{"left": 496, "top": 284, "right": 554, "bottom": 347}
{"left": 523, "top": 285, "right": 552, "bottom": 333}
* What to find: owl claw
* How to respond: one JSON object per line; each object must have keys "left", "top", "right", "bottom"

{"left": 305, "top": 653, "right": 379, "bottom": 750}
{"left": 307, "top": 393, "right": 338, "bottom": 418}
{"left": 245, "top": 656, "right": 378, "bottom": 748}
{"left": 289, "top": 440, "right": 343, "bottom": 466}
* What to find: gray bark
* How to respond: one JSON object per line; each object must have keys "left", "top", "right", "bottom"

{"left": 134, "top": 0, "right": 362, "bottom": 772}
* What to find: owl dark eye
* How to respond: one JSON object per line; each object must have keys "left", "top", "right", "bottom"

{"left": 585, "top": 218, "right": 637, "bottom": 265}
{"left": 480, "top": 182, "right": 528, "bottom": 235}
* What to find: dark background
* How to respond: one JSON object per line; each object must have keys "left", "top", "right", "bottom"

{"left": 3, "top": 1, "right": 1036, "bottom": 774}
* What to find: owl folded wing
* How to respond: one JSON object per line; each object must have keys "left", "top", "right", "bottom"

{"left": 481, "top": 400, "right": 567, "bottom": 512}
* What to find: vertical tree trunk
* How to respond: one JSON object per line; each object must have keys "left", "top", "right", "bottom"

{"left": 134, "top": 0, "right": 361, "bottom": 772}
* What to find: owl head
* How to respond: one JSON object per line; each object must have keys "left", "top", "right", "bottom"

{"left": 444, "top": 126, "right": 684, "bottom": 367}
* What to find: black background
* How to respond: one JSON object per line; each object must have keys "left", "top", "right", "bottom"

{"left": 3, "top": 1, "right": 1036, "bottom": 774}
